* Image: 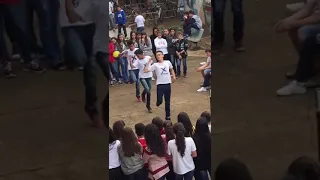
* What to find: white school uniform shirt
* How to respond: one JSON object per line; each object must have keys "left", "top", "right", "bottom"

{"left": 109, "top": 140, "right": 121, "bottom": 169}
{"left": 167, "top": 137, "right": 196, "bottom": 175}
{"left": 133, "top": 56, "right": 153, "bottom": 78}
{"left": 125, "top": 48, "right": 139, "bottom": 70}
{"left": 135, "top": 15, "right": 145, "bottom": 27}
{"left": 109, "top": 1, "right": 113, "bottom": 15}
{"left": 154, "top": 38, "right": 168, "bottom": 55}
{"left": 59, "top": 0, "right": 94, "bottom": 27}
{"left": 207, "top": 56, "right": 211, "bottom": 67}
{"left": 148, "top": 60, "right": 173, "bottom": 85}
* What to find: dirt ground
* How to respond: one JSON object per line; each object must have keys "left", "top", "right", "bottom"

{"left": 109, "top": 55, "right": 210, "bottom": 127}
{"left": 212, "top": 0, "right": 318, "bottom": 180}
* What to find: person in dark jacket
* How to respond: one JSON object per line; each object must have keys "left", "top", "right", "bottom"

{"left": 193, "top": 117, "right": 211, "bottom": 180}
{"left": 115, "top": 6, "right": 127, "bottom": 37}
{"left": 166, "top": 28, "right": 178, "bottom": 74}
{"left": 175, "top": 32, "right": 188, "bottom": 77}
{"left": 150, "top": 27, "right": 158, "bottom": 57}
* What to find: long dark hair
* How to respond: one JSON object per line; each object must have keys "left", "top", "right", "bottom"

{"left": 144, "top": 124, "right": 165, "bottom": 157}
{"left": 120, "top": 127, "right": 142, "bottom": 157}
{"left": 164, "top": 120, "right": 174, "bottom": 142}
{"left": 193, "top": 117, "right": 210, "bottom": 144}
{"left": 173, "top": 123, "right": 186, "bottom": 157}
{"left": 109, "top": 127, "right": 117, "bottom": 144}
{"left": 113, "top": 120, "right": 125, "bottom": 140}
{"left": 177, "top": 112, "right": 193, "bottom": 137}
{"left": 215, "top": 158, "right": 253, "bottom": 180}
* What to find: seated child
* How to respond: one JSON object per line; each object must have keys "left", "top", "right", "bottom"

{"left": 135, "top": 123, "right": 146, "bottom": 150}
{"left": 183, "top": 10, "right": 202, "bottom": 37}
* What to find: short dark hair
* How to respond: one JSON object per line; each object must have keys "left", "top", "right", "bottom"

{"left": 184, "top": 11, "right": 189, "bottom": 15}
{"left": 135, "top": 123, "right": 145, "bottom": 136}
{"left": 176, "top": 31, "right": 183, "bottom": 36}
{"left": 152, "top": 117, "right": 164, "bottom": 130}
{"left": 200, "top": 111, "right": 211, "bottom": 123}
{"left": 134, "top": 49, "right": 144, "bottom": 55}
{"left": 127, "top": 40, "right": 134, "bottom": 46}
{"left": 205, "top": 49, "right": 211, "bottom": 53}
{"left": 189, "top": 10, "right": 195, "bottom": 14}
{"left": 156, "top": 51, "right": 163, "bottom": 55}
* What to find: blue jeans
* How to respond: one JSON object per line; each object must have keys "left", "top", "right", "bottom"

{"left": 194, "top": 170, "right": 210, "bottom": 180}
{"left": 175, "top": 170, "right": 194, "bottom": 180}
{"left": 169, "top": 54, "right": 177, "bottom": 74}
{"left": 297, "top": 24, "right": 320, "bottom": 42}
{"left": 28, "top": 0, "right": 61, "bottom": 65}
{"left": 202, "top": 71, "right": 211, "bottom": 87}
{"left": 176, "top": 57, "right": 187, "bottom": 76}
{"left": 129, "top": 69, "right": 141, "bottom": 98}
{"left": 213, "top": 0, "right": 244, "bottom": 44}
{"left": 156, "top": 83, "right": 171, "bottom": 118}
{"left": 84, "top": 52, "right": 110, "bottom": 115}
{"left": 61, "top": 23, "right": 95, "bottom": 68}
{"left": 137, "top": 26, "right": 144, "bottom": 33}
{"left": 110, "top": 62, "right": 120, "bottom": 81}
{"left": 140, "top": 77, "right": 152, "bottom": 108}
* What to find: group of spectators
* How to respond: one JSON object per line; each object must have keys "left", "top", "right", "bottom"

{"left": 109, "top": 111, "right": 211, "bottom": 180}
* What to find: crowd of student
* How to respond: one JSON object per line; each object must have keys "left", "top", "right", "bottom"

{"left": 109, "top": 111, "right": 211, "bottom": 180}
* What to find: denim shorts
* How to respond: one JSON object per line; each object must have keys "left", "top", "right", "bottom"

{"left": 298, "top": 24, "right": 320, "bottom": 41}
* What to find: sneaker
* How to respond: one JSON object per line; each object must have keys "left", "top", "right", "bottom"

{"left": 152, "top": 76, "right": 155, "bottom": 80}
{"left": 235, "top": 42, "right": 246, "bottom": 52}
{"left": 197, "top": 87, "right": 207, "bottom": 92}
{"left": 276, "top": 80, "right": 307, "bottom": 96}
{"left": 141, "top": 93, "right": 146, "bottom": 103}
{"left": 147, "top": 107, "right": 152, "bottom": 113}
{"left": 52, "top": 62, "right": 66, "bottom": 71}
{"left": 184, "top": 74, "right": 187, "bottom": 78}
{"left": 110, "top": 81, "right": 115, "bottom": 86}
{"left": 11, "top": 54, "right": 20, "bottom": 60}
{"left": 165, "top": 117, "right": 171, "bottom": 120}
{"left": 23, "top": 61, "right": 46, "bottom": 73}
{"left": 77, "top": 66, "right": 84, "bottom": 71}
{"left": 137, "top": 97, "right": 142, "bottom": 102}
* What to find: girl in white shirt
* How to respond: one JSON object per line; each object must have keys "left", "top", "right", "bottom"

{"left": 168, "top": 123, "right": 197, "bottom": 180}
{"left": 154, "top": 32, "right": 168, "bottom": 61}
{"left": 109, "top": 127, "right": 123, "bottom": 180}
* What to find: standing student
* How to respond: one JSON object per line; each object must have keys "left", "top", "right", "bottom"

{"left": 109, "top": 38, "right": 121, "bottom": 85}
{"left": 109, "top": 127, "right": 123, "bottom": 180}
{"left": 118, "top": 127, "right": 146, "bottom": 179}
{"left": 177, "top": 112, "right": 194, "bottom": 137}
{"left": 130, "top": 31, "right": 139, "bottom": 48}
{"left": 144, "top": 51, "right": 176, "bottom": 120}
{"left": 150, "top": 27, "right": 159, "bottom": 56}
{"left": 143, "top": 124, "right": 170, "bottom": 180}
{"left": 175, "top": 32, "right": 189, "bottom": 78}
{"left": 139, "top": 32, "right": 153, "bottom": 56}
{"left": 130, "top": 49, "right": 153, "bottom": 112}
{"left": 109, "top": 0, "right": 115, "bottom": 30}
{"left": 167, "top": 28, "right": 178, "bottom": 74}
{"left": 167, "top": 123, "right": 197, "bottom": 180}
{"left": 116, "top": 33, "right": 129, "bottom": 83}
{"left": 193, "top": 118, "right": 211, "bottom": 180}
{"left": 134, "top": 11, "right": 145, "bottom": 33}
{"left": 115, "top": 6, "right": 127, "bottom": 37}
{"left": 66, "top": 0, "right": 109, "bottom": 128}
{"left": 154, "top": 32, "right": 169, "bottom": 60}
{"left": 124, "top": 40, "right": 141, "bottom": 101}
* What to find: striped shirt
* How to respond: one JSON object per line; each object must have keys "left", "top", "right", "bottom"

{"left": 143, "top": 147, "right": 170, "bottom": 180}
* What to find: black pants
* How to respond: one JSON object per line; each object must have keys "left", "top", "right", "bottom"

{"left": 164, "top": 54, "right": 170, "bottom": 61}
{"left": 213, "top": 0, "right": 244, "bottom": 44}
{"left": 124, "top": 168, "right": 147, "bottom": 180}
{"left": 109, "top": 166, "right": 123, "bottom": 180}
{"left": 118, "top": 24, "right": 127, "bottom": 37}
{"left": 156, "top": 83, "right": 171, "bottom": 118}
{"left": 295, "top": 36, "right": 320, "bottom": 82}
{"left": 166, "top": 161, "right": 175, "bottom": 180}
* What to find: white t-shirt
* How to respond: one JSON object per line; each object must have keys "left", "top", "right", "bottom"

{"left": 109, "top": 1, "right": 113, "bottom": 15}
{"left": 207, "top": 56, "right": 211, "bottom": 67}
{"left": 135, "top": 15, "right": 145, "bottom": 27}
{"left": 133, "top": 56, "right": 153, "bottom": 78}
{"left": 125, "top": 48, "right": 139, "bottom": 70}
{"left": 109, "top": 140, "right": 121, "bottom": 169}
{"left": 167, "top": 137, "right": 196, "bottom": 175}
{"left": 59, "top": 0, "right": 94, "bottom": 27}
{"left": 154, "top": 38, "right": 168, "bottom": 55}
{"left": 148, "top": 60, "right": 173, "bottom": 85}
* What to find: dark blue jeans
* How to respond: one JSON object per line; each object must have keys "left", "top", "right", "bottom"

{"left": 137, "top": 27, "right": 144, "bottom": 33}
{"left": 176, "top": 57, "right": 187, "bottom": 76}
{"left": 124, "top": 168, "right": 147, "bottom": 180}
{"left": 170, "top": 54, "right": 177, "bottom": 74}
{"left": 140, "top": 77, "right": 152, "bottom": 108}
{"left": 175, "top": 170, "right": 194, "bottom": 180}
{"left": 117, "top": 57, "right": 129, "bottom": 81}
{"left": 156, "top": 83, "right": 171, "bottom": 118}
{"left": 61, "top": 23, "right": 95, "bottom": 68}
{"left": 84, "top": 52, "right": 110, "bottom": 115}
{"left": 194, "top": 170, "right": 210, "bottom": 180}
{"left": 184, "top": 23, "right": 200, "bottom": 36}
{"left": 109, "top": 62, "right": 120, "bottom": 81}
{"left": 213, "top": 0, "right": 244, "bottom": 44}
{"left": 129, "top": 69, "right": 141, "bottom": 98}
{"left": 202, "top": 71, "right": 211, "bottom": 87}
{"left": 27, "top": 0, "right": 61, "bottom": 65}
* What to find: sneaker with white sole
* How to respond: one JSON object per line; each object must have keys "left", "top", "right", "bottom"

{"left": 197, "top": 87, "right": 207, "bottom": 92}
{"left": 276, "top": 80, "right": 307, "bottom": 96}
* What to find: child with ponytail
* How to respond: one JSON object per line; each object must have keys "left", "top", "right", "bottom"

{"left": 167, "top": 123, "right": 197, "bottom": 180}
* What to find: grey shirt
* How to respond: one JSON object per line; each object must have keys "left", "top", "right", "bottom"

{"left": 192, "top": 15, "right": 202, "bottom": 29}
{"left": 118, "top": 145, "right": 144, "bottom": 175}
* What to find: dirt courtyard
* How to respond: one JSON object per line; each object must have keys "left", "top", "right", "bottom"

{"left": 109, "top": 55, "right": 210, "bottom": 127}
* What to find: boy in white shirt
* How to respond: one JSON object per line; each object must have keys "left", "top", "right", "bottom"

{"left": 134, "top": 11, "right": 145, "bottom": 32}
{"left": 144, "top": 51, "right": 176, "bottom": 120}
{"left": 109, "top": 1, "right": 115, "bottom": 30}
{"left": 130, "top": 49, "right": 153, "bottom": 112}
{"left": 154, "top": 32, "right": 169, "bottom": 61}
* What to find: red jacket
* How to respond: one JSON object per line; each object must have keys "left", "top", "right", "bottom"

{"left": 109, "top": 42, "right": 115, "bottom": 63}
{"left": 0, "top": 0, "right": 19, "bottom": 4}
